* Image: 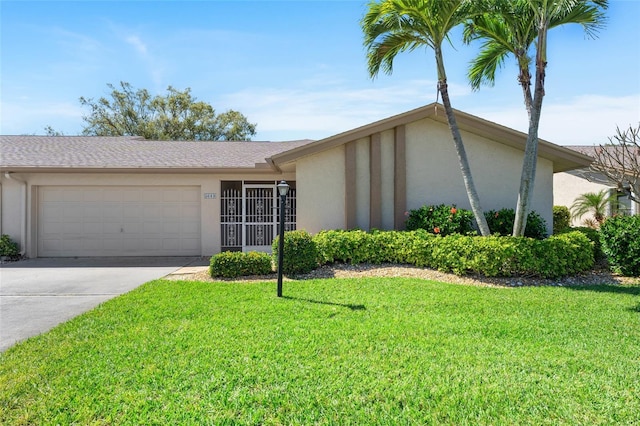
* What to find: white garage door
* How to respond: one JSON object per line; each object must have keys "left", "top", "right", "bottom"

{"left": 38, "top": 186, "right": 201, "bottom": 257}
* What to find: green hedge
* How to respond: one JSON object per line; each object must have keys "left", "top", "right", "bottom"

{"left": 600, "top": 215, "right": 640, "bottom": 276}
{"left": 560, "top": 226, "right": 603, "bottom": 261}
{"left": 272, "top": 230, "right": 318, "bottom": 276}
{"left": 209, "top": 251, "right": 273, "bottom": 278}
{"left": 313, "top": 230, "right": 594, "bottom": 279}
{"left": 553, "top": 206, "right": 571, "bottom": 234}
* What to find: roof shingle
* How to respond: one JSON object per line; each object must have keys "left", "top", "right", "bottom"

{"left": 0, "top": 136, "right": 314, "bottom": 170}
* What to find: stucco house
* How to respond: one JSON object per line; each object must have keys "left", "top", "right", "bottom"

{"left": 554, "top": 145, "right": 639, "bottom": 226}
{"left": 1, "top": 103, "right": 592, "bottom": 258}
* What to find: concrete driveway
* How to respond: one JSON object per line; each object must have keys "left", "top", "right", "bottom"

{"left": 0, "top": 257, "right": 208, "bottom": 352}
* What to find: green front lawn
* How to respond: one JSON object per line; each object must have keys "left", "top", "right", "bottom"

{"left": 1, "top": 278, "right": 639, "bottom": 425}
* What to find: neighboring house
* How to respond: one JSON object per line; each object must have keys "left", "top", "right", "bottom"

{"left": 0, "top": 103, "right": 592, "bottom": 258}
{"left": 554, "top": 145, "right": 639, "bottom": 226}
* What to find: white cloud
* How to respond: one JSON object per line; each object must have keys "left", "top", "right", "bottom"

{"left": 221, "top": 78, "right": 472, "bottom": 140}
{"left": 125, "top": 35, "right": 148, "bottom": 55}
{"left": 472, "top": 94, "right": 640, "bottom": 145}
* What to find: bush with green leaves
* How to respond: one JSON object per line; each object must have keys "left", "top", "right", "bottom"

{"left": 404, "top": 204, "right": 474, "bottom": 236}
{"left": 272, "top": 230, "right": 318, "bottom": 276}
{"left": 599, "top": 215, "right": 640, "bottom": 276}
{"left": 0, "top": 234, "right": 19, "bottom": 258}
{"left": 209, "top": 251, "right": 273, "bottom": 278}
{"left": 484, "top": 208, "right": 548, "bottom": 239}
{"left": 560, "top": 226, "right": 603, "bottom": 261}
{"left": 314, "top": 229, "right": 435, "bottom": 266}
{"left": 553, "top": 206, "right": 571, "bottom": 234}
{"left": 313, "top": 229, "right": 593, "bottom": 278}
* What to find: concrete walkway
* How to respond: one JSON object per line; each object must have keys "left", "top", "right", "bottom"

{"left": 0, "top": 257, "right": 208, "bottom": 352}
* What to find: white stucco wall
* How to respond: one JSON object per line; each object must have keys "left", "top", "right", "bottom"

{"left": 0, "top": 176, "right": 26, "bottom": 253}
{"left": 0, "top": 172, "right": 291, "bottom": 258}
{"left": 295, "top": 147, "right": 346, "bottom": 234}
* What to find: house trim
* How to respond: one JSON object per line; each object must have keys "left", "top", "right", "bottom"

{"left": 369, "top": 133, "right": 382, "bottom": 229}
{"left": 270, "top": 103, "right": 593, "bottom": 173}
{"left": 394, "top": 125, "right": 407, "bottom": 230}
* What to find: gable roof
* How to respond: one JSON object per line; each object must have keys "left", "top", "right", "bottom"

{"left": 270, "top": 103, "right": 594, "bottom": 173}
{"left": 0, "top": 136, "right": 314, "bottom": 173}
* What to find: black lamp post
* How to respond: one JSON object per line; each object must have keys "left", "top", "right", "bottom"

{"left": 276, "top": 180, "right": 289, "bottom": 297}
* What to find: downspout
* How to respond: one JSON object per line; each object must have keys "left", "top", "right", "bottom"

{"left": 4, "top": 172, "right": 27, "bottom": 256}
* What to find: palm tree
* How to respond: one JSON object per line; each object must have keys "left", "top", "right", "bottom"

{"left": 463, "top": 0, "right": 608, "bottom": 236}
{"left": 361, "top": 0, "right": 491, "bottom": 236}
{"left": 570, "top": 189, "right": 617, "bottom": 226}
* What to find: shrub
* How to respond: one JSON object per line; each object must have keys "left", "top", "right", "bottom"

{"left": 209, "top": 251, "right": 273, "bottom": 278}
{"left": 314, "top": 229, "right": 436, "bottom": 266}
{"left": 599, "top": 215, "right": 640, "bottom": 276}
{"left": 560, "top": 226, "right": 603, "bottom": 261}
{"left": 0, "top": 234, "right": 19, "bottom": 258}
{"left": 404, "top": 204, "right": 474, "bottom": 236}
{"left": 272, "top": 230, "right": 318, "bottom": 276}
{"left": 312, "top": 229, "right": 593, "bottom": 278}
{"left": 484, "top": 208, "right": 548, "bottom": 239}
{"left": 553, "top": 206, "right": 571, "bottom": 234}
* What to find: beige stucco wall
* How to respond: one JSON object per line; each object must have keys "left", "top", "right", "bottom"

{"left": 380, "top": 129, "right": 396, "bottom": 230}
{"left": 405, "top": 118, "right": 554, "bottom": 234}
{"left": 294, "top": 116, "right": 555, "bottom": 235}
{"left": 553, "top": 171, "right": 613, "bottom": 226}
{"left": 295, "top": 147, "right": 346, "bottom": 234}
{"left": 0, "top": 172, "right": 292, "bottom": 258}
{"left": 355, "top": 137, "right": 371, "bottom": 229}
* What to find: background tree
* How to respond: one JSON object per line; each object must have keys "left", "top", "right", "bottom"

{"left": 80, "top": 82, "right": 257, "bottom": 141}
{"left": 589, "top": 124, "right": 640, "bottom": 204}
{"left": 44, "top": 126, "right": 64, "bottom": 136}
{"left": 361, "top": 0, "right": 491, "bottom": 236}
{"left": 463, "top": 0, "right": 608, "bottom": 236}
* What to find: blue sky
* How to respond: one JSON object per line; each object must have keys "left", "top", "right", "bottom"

{"left": 1, "top": 0, "right": 639, "bottom": 145}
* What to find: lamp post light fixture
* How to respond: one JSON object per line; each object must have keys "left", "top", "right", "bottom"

{"left": 276, "top": 180, "right": 290, "bottom": 297}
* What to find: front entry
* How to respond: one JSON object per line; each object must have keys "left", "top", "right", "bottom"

{"left": 220, "top": 181, "right": 296, "bottom": 252}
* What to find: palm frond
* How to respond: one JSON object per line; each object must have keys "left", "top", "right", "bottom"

{"left": 468, "top": 40, "right": 511, "bottom": 89}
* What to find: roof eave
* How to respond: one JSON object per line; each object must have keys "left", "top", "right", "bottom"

{"left": 0, "top": 166, "right": 282, "bottom": 175}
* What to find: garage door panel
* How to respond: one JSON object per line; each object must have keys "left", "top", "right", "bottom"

{"left": 39, "top": 186, "right": 201, "bottom": 257}
{"left": 181, "top": 238, "right": 200, "bottom": 250}
{"left": 62, "top": 189, "right": 84, "bottom": 202}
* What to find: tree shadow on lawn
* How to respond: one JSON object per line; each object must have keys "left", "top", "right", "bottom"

{"left": 564, "top": 283, "right": 640, "bottom": 313}
{"left": 565, "top": 283, "right": 640, "bottom": 296}
{"left": 281, "top": 295, "right": 366, "bottom": 311}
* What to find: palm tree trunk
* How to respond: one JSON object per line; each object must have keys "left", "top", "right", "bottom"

{"left": 436, "top": 50, "right": 491, "bottom": 236}
{"left": 513, "top": 25, "right": 547, "bottom": 237}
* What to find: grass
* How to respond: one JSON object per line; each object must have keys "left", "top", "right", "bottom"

{"left": 1, "top": 278, "right": 640, "bottom": 425}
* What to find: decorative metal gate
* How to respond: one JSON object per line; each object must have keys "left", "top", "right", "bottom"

{"left": 220, "top": 181, "right": 296, "bottom": 252}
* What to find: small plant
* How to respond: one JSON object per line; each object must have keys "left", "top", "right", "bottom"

{"left": 484, "top": 208, "right": 548, "bottom": 239}
{"left": 599, "top": 215, "right": 640, "bottom": 276}
{"left": 553, "top": 206, "right": 571, "bottom": 234}
{"left": 570, "top": 189, "right": 617, "bottom": 227}
{"left": 404, "top": 204, "right": 474, "bottom": 236}
{"left": 272, "top": 230, "right": 318, "bottom": 276}
{"left": 0, "top": 234, "right": 19, "bottom": 258}
{"left": 209, "top": 251, "right": 273, "bottom": 278}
